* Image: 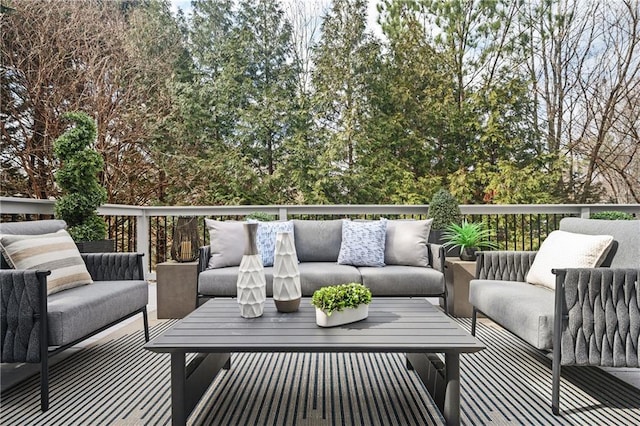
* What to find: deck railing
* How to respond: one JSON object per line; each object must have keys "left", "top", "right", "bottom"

{"left": 2, "top": 197, "right": 638, "bottom": 278}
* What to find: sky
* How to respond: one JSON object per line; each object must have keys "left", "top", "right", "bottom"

{"left": 169, "top": 0, "right": 383, "bottom": 37}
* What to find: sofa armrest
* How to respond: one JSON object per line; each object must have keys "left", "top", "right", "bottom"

{"left": 198, "top": 246, "right": 211, "bottom": 274}
{"left": 81, "top": 253, "right": 145, "bottom": 281}
{"left": 0, "top": 270, "right": 49, "bottom": 363}
{"left": 553, "top": 267, "right": 640, "bottom": 367}
{"left": 427, "top": 243, "right": 446, "bottom": 273}
{"left": 476, "top": 251, "right": 537, "bottom": 281}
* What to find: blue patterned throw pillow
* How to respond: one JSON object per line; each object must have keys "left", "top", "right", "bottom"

{"left": 337, "top": 219, "right": 387, "bottom": 267}
{"left": 249, "top": 220, "right": 294, "bottom": 267}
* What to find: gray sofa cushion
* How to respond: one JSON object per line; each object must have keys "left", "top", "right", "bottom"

{"left": 199, "top": 266, "right": 275, "bottom": 297}
{"left": 198, "top": 262, "right": 360, "bottom": 297}
{"left": 469, "top": 279, "right": 555, "bottom": 350}
{"left": 47, "top": 280, "right": 148, "bottom": 346}
{"left": 559, "top": 218, "right": 640, "bottom": 268}
{"left": 384, "top": 219, "right": 432, "bottom": 267}
{"left": 297, "top": 262, "right": 361, "bottom": 295}
{"left": 359, "top": 265, "right": 444, "bottom": 296}
{"left": 293, "top": 220, "right": 343, "bottom": 262}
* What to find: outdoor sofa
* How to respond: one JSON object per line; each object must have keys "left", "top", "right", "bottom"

{"left": 0, "top": 219, "right": 149, "bottom": 411}
{"left": 197, "top": 218, "right": 447, "bottom": 308}
{"left": 468, "top": 217, "right": 640, "bottom": 414}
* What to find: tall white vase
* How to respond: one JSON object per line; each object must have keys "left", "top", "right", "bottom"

{"left": 272, "top": 231, "right": 301, "bottom": 313}
{"left": 237, "top": 222, "right": 266, "bottom": 318}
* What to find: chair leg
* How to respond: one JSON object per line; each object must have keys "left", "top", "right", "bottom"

{"left": 552, "top": 343, "right": 561, "bottom": 414}
{"left": 442, "top": 292, "right": 449, "bottom": 315}
{"left": 40, "top": 356, "right": 49, "bottom": 411}
{"left": 471, "top": 307, "right": 477, "bottom": 336}
{"left": 143, "top": 307, "right": 150, "bottom": 342}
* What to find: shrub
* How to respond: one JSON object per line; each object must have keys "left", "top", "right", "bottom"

{"left": 427, "top": 189, "right": 461, "bottom": 229}
{"left": 590, "top": 211, "right": 635, "bottom": 220}
{"left": 311, "top": 283, "right": 372, "bottom": 316}
{"left": 53, "top": 112, "right": 107, "bottom": 241}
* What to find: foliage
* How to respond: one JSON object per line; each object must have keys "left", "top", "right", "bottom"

{"left": 311, "top": 283, "right": 372, "bottom": 316}
{"left": 53, "top": 112, "right": 107, "bottom": 241}
{"left": 442, "top": 220, "right": 498, "bottom": 251}
{"left": 590, "top": 211, "right": 635, "bottom": 220}
{"left": 427, "top": 189, "right": 461, "bottom": 229}
{"left": 245, "top": 211, "right": 276, "bottom": 221}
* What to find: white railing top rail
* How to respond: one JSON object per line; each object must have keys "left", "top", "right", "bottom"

{"left": 2, "top": 197, "right": 639, "bottom": 217}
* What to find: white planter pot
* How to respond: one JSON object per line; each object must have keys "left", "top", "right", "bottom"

{"left": 315, "top": 304, "right": 369, "bottom": 327}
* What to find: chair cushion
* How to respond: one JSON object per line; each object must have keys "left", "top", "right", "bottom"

{"left": 559, "top": 217, "right": 640, "bottom": 268}
{"left": 205, "top": 219, "right": 245, "bottom": 269}
{"left": 359, "top": 265, "right": 444, "bottom": 296}
{"left": 384, "top": 219, "right": 432, "bottom": 267}
{"left": 0, "top": 230, "right": 93, "bottom": 295}
{"left": 469, "top": 279, "right": 555, "bottom": 350}
{"left": 293, "top": 220, "right": 343, "bottom": 262}
{"left": 526, "top": 230, "right": 613, "bottom": 289}
{"left": 338, "top": 219, "right": 387, "bottom": 267}
{"left": 47, "top": 280, "right": 148, "bottom": 346}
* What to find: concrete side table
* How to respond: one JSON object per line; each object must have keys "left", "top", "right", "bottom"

{"left": 440, "top": 258, "right": 476, "bottom": 317}
{"left": 157, "top": 261, "right": 198, "bottom": 319}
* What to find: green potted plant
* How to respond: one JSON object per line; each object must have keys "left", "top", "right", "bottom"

{"left": 442, "top": 220, "right": 498, "bottom": 261}
{"left": 427, "top": 189, "right": 462, "bottom": 255}
{"left": 311, "top": 282, "right": 372, "bottom": 327}
{"left": 53, "top": 111, "right": 112, "bottom": 252}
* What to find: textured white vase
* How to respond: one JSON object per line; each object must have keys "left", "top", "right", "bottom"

{"left": 237, "top": 223, "right": 266, "bottom": 318}
{"left": 272, "top": 231, "right": 302, "bottom": 312}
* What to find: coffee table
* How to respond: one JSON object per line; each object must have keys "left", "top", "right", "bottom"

{"left": 144, "top": 297, "right": 485, "bottom": 426}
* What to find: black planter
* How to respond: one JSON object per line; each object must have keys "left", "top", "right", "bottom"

{"left": 459, "top": 247, "right": 477, "bottom": 261}
{"left": 76, "top": 239, "right": 115, "bottom": 253}
{"left": 428, "top": 230, "right": 461, "bottom": 257}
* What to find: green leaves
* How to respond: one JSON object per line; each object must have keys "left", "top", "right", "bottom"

{"left": 53, "top": 112, "right": 107, "bottom": 241}
{"left": 442, "top": 220, "right": 498, "bottom": 251}
{"left": 311, "top": 283, "right": 373, "bottom": 316}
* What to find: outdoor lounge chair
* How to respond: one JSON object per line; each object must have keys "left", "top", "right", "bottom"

{"left": 0, "top": 219, "right": 149, "bottom": 411}
{"left": 469, "top": 218, "right": 640, "bottom": 414}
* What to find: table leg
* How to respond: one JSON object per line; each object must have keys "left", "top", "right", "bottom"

{"left": 443, "top": 353, "right": 460, "bottom": 426}
{"left": 171, "top": 352, "right": 187, "bottom": 426}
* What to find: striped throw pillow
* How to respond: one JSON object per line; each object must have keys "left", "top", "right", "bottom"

{"left": 0, "top": 230, "right": 93, "bottom": 295}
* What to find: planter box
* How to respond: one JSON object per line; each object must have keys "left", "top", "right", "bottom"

{"left": 315, "top": 304, "right": 369, "bottom": 327}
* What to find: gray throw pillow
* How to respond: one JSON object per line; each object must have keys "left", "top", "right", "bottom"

{"left": 205, "top": 219, "right": 246, "bottom": 269}
{"left": 384, "top": 219, "right": 433, "bottom": 267}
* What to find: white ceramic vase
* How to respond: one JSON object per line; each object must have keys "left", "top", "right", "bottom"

{"left": 272, "top": 231, "right": 302, "bottom": 312}
{"left": 237, "top": 222, "right": 266, "bottom": 318}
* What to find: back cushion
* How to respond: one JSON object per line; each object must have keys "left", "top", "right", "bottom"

{"left": 559, "top": 218, "right": 640, "bottom": 268}
{"left": 293, "top": 220, "right": 343, "bottom": 262}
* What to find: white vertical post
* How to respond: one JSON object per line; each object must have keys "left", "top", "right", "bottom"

{"left": 279, "top": 207, "right": 288, "bottom": 221}
{"left": 136, "top": 212, "right": 151, "bottom": 279}
{"left": 580, "top": 207, "right": 590, "bottom": 218}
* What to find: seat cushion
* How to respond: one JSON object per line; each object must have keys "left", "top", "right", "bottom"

{"left": 359, "top": 265, "right": 444, "bottom": 296}
{"left": 47, "top": 280, "right": 148, "bottom": 346}
{"left": 469, "top": 279, "right": 555, "bottom": 350}
{"left": 198, "top": 262, "right": 361, "bottom": 298}
{"left": 293, "top": 220, "right": 343, "bottom": 262}
{"left": 297, "top": 262, "right": 361, "bottom": 296}
{"left": 199, "top": 266, "right": 275, "bottom": 297}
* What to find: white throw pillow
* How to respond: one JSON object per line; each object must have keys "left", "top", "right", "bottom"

{"left": 337, "top": 219, "right": 387, "bottom": 267}
{"left": 0, "top": 230, "right": 93, "bottom": 295}
{"left": 526, "top": 230, "right": 614, "bottom": 289}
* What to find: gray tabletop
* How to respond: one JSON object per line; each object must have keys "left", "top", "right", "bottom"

{"left": 145, "top": 297, "right": 485, "bottom": 354}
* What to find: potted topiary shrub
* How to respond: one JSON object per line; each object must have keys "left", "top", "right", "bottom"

{"left": 427, "top": 189, "right": 462, "bottom": 256}
{"left": 53, "top": 111, "right": 112, "bottom": 252}
{"left": 442, "top": 220, "right": 498, "bottom": 261}
{"left": 311, "top": 282, "right": 372, "bottom": 327}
